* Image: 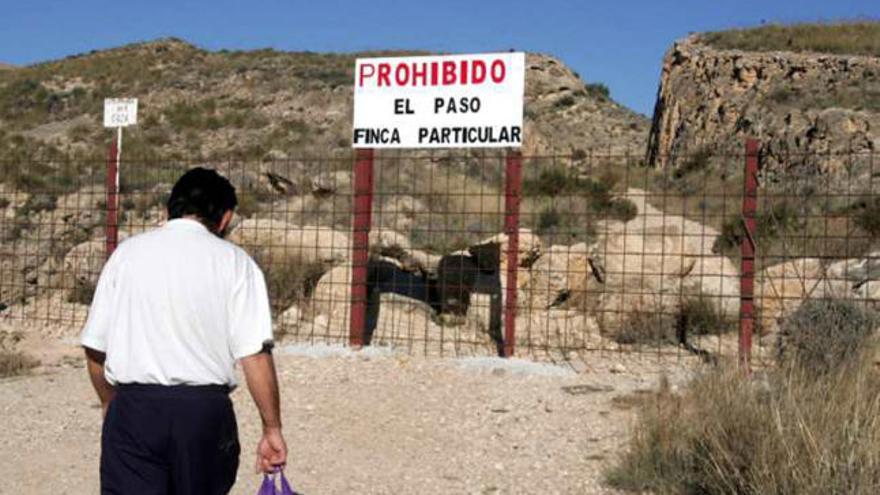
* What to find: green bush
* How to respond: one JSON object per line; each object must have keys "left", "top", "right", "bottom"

{"left": 554, "top": 95, "right": 576, "bottom": 109}
{"left": 585, "top": 82, "right": 610, "bottom": 99}
{"left": 713, "top": 201, "right": 803, "bottom": 257}
{"left": 536, "top": 206, "right": 562, "bottom": 235}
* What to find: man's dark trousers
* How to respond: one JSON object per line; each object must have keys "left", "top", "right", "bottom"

{"left": 101, "top": 384, "right": 241, "bottom": 495}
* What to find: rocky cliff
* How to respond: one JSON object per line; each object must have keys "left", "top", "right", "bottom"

{"left": 646, "top": 32, "right": 880, "bottom": 172}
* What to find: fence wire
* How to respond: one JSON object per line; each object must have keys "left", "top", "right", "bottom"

{"left": 0, "top": 147, "right": 877, "bottom": 363}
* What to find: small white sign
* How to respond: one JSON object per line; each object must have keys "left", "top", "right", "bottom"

{"left": 353, "top": 52, "right": 525, "bottom": 149}
{"left": 103, "top": 98, "right": 138, "bottom": 128}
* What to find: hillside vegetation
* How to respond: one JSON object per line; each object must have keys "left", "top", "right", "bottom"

{"left": 0, "top": 38, "right": 648, "bottom": 164}
{"left": 700, "top": 21, "right": 880, "bottom": 57}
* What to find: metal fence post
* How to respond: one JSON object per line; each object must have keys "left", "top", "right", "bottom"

{"left": 740, "top": 138, "right": 760, "bottom": 372}
{"left": 503, "top": 151, "right": 522, "bottom": 357}
{"left": 105, "top": 139, "right": 120, "bottom": 259}
{"left": 349, "top": 148, "right": 375, "bottom": 347}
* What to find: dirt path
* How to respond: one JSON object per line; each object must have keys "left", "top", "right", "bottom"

{"left": 0, "top": 346, "right": 695, "bottom": 494}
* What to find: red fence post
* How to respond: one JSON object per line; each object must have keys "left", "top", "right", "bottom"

{"left": 740, "top": 138, "right": 760, "bottom": 372}
{"left": 105, "top": 139, "right": 120, "bottom": 259}
{"left": 349, "top": 148, "right": 375, "bottom": 347}
{"left": 503, "top": 151, "right": 522, "bottom": 357}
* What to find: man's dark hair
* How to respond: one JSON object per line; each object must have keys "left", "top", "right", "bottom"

{"left": 167, "top": 167, "right": 237, "bottom": 230}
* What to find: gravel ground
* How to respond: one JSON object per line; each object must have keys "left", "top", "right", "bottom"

{"left": 0, "top": 346, "right": 699, "bottom": 494}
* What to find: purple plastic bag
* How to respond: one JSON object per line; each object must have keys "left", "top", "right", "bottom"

{"left": 257, "top": 469, "right": 299, "bottom": 495}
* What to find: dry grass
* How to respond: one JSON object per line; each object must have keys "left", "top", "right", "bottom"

{"left": 0, "top": 331, "right": 39, "bottom": 378}
{"left": 606, "top": 299, "right": 880, "bottom": 494}
{"left": 257, "top": 258, "right": 328, "bottom": 318}
{"left": 701, "top": 21, "right": 880, "bottom": 57}
{"left": 0, "top": 352, "right": 39, "bottom": 378}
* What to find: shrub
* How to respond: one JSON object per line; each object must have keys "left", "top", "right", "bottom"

{"left": 536, "top": 206, "right": 562, "bottom": 234}
{"left": 608, "top": 296, "right": 733, "bottom": 346}
{"left": 602, "top": 197, "right": 638, "bottom": 222}
{"left": 607, "top": 354, "right": 880, "bottom": 494}
{"left": 257, "top": 259, "right": 328, "bottom": 317}
{"left": 554, "top": 95, "right": 576, "bottom": 109}
{"left": 777, "top": 298, "right": 878, "bottom": 374}
{"left": 523, "top": 167, "right": 569, "bottom": 196}
{"left": 854, "top": 196, "right": 880, "bottom": 238}
{"left": 585, "top": 82, "right": 610, "bottom": 99}
{"left": 0, "top": 352, "right": 39, "bottom": 378}
{"left": 713, "top": 200, "right": 803, "bottom": 257}
{"left": 673, "top": 146, "right": 712, "bottom": 179}
{"left": 68, "top": 281, "right": 96, "bottom": 305}
{"left": 0, "top": 331, "right": 39, "bottom": 378}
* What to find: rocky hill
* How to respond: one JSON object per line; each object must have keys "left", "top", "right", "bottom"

{"left": 646, "top": 22, "right": 880, "bottom": 172}
{"left": 0, "top": 38, "right": 648, "bottom": 161}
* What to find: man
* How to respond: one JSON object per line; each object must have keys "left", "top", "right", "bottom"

{"left": 81, "top": 167, "right": 288, "bottom": 494}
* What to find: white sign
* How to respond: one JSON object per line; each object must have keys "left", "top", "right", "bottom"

{"left": 353, "top": 52, "right": 524, "bottom": 149}
{"left": 103, "top": 98, "right": 138, "bottom": 128}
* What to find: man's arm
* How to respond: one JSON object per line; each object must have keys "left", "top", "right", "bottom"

{"left": 84, "top": 347, "right": 115, "bottom": 416}
{"left": 240, "top": 349, "right": 287, "bottom": 473}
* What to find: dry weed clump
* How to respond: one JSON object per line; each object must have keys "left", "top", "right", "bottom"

{"left": 257, "top": 258, "right": 328, "bottom": 318}
{"left": 777, "top": 298, "right": 878, "bottom": 375}
{"left": 0, "top": 331, "right": 39, "bottom": 378}
{"left": 606, "top": 299, "right": 880, "bottom": 494}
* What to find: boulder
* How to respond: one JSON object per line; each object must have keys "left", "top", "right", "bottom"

{"left": 229, "top": 219, "right": 350, "bottom": 266}
{"left": 60, "top": 238, "right": 107, "bottom": 292}
{"left": 276, "top": 305, "right": 303, "bottom": 333}
{"left": 481, "top": 228, "right": 543, "bottom": 268}
{"left": 311, "top": 171, "right": 351, "bottom": 196}
{"left": 826, "top": 252, "right": 880, "bottom": 301}
{"left": 522, "top": 243, "right": 594, "bottom": 311}
{"left": 310, "top": 262, "right": 353, "bottom": 320}
{"left": 309, "top": 262, "right": 441, "bottom": 345}
{"left": 377, "top": 195, "right": 428, "bottom": 233}
{"left": 590, "top": 200, "right": 740, "bottom": 340}
{"left": 369, "top": 228, "right": 410, "bottom": 255}
{"left": 515, "top": 308, "right": 603, "bottom": 350}
{"left": 756, "top": 258, "right": 849, "bottom": 334}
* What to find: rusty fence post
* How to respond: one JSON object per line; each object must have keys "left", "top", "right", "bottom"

{"left": 503, "top": 151, "right": 522, "bottom": 357}
{"left": 105, "top": 139, "right": 120, "bottom": 260}
{"left": 740, "top": 138, "right": 760, "bottom": 372}
{"left": 349, "top": 148, "right": 375, "bottom": 347}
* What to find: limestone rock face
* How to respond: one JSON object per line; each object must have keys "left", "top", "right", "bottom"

{"left": 647, "top": 35, "right": 880, "bottom": 174}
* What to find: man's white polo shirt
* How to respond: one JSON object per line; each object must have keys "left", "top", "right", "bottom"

{"left": 80, "top": 218, "right": 274, "bottom": 387}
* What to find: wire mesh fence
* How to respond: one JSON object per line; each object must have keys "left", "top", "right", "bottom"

{"left": 1, "top": 145, "right": 878, "bottom": 364}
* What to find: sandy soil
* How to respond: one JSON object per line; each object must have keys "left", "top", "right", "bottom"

{"left": 0, "top": 345, "right": 699, "bottom": 494}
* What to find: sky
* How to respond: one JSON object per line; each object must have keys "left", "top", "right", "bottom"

{"left": 0, "top": 0, "right": 876, "bottom": 116}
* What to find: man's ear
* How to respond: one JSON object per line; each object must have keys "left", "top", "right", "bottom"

{"left": 217, "top": 209, "right": 234, "bottom": 236}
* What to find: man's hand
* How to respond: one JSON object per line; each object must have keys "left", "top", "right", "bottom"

{"left": 240, "top": 349, "right": 287, "bottom": 473}
{"left": 84, "top": 347, "right": 115, "bottom": 417}
{"left": 256, "top": 427, "right": 287, "bottom": 473}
